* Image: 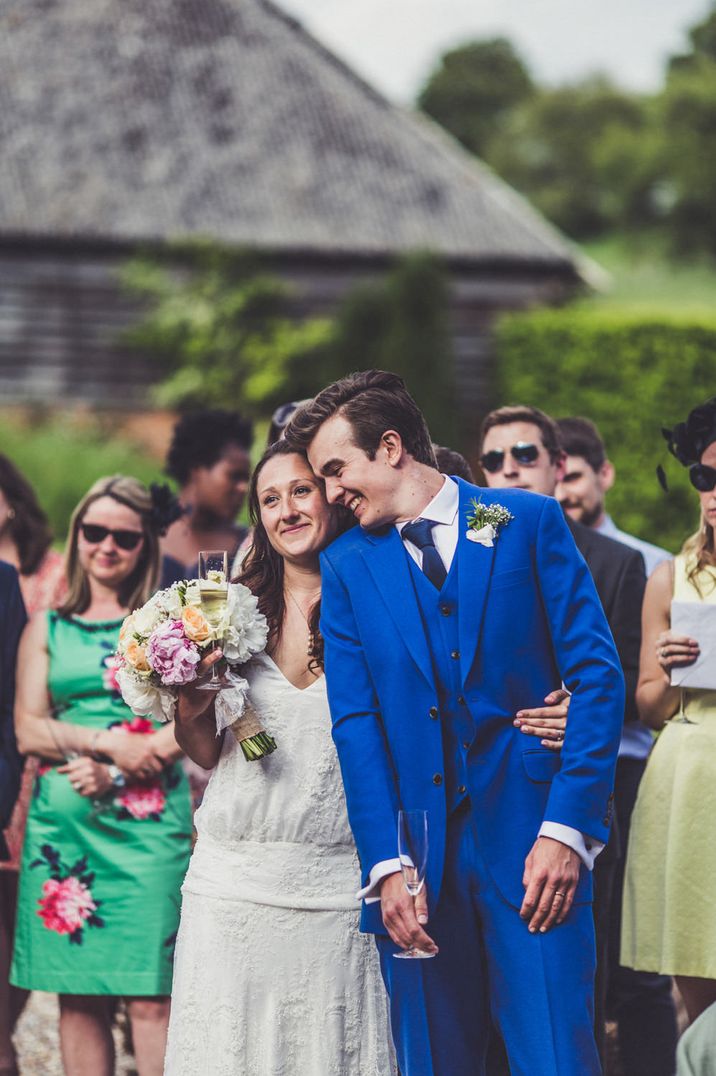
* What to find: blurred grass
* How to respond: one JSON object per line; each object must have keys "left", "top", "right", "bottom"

{"left": 580, "top": 234, "right": 716, "bottom": 314}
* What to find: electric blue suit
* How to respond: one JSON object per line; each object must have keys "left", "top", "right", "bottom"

{"left": 320, "top": 481, "right": 624, "bottom": 1076}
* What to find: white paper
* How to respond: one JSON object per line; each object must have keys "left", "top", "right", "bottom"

{"left": 670, "top": 601, "right": 716, "bottom": 690}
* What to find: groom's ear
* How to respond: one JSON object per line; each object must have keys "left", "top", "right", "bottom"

{"left": 380, "top": 430, "right": 405, "bottom": 467}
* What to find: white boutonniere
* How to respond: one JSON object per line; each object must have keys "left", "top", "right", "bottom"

{"left": 466, "top": 498, "right": 514, "bottom": 547}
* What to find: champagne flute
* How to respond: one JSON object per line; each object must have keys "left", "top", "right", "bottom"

{"left": 194, "top": 550, "right": 230, "bottom": 693}
{"left": 393, "top": 808, "right": 435, "bottom": 960}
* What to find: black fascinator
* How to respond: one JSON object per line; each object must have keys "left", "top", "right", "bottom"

{"left": 658, "top": 397, "right": 716, "bottom": 491}
{"left": 148, "top": 483, "right": 185, "bottom": 535}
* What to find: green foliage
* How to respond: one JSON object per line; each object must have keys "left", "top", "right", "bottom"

{"left": 418, "top": 38, "right": 534, "bottom": 157}
{"left": 325, "top": 254, "right": 459, "bottom": 448}
{"left": 123, "top": 242, "right": 332, "bottom": 414}
{"left": 488, "top": 78, "right": 658, "bottom": 238}
{"left": 494, "top": 308, "right": 716, "bottom": 551}
{"left": 0, "top": 413, "right": 160, "bottom": 541}
{"left": 659, "top": 55, "right": 716, "bottom": 255}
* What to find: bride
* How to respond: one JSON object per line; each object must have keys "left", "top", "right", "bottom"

{"left": 163, "top": 441, "right": 395, "bottom": 1075}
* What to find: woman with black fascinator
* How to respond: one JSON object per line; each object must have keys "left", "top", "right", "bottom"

{"left": 622, "top": 397, "right": 716, "bottom": 1027}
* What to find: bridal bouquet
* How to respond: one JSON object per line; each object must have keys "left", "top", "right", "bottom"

{"left": 115, "top": 579, "right": 275, "bottom": 760}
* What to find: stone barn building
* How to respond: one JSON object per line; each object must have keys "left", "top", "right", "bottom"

{"left": 0, "top": 0, "right": 592, "bottom": 421}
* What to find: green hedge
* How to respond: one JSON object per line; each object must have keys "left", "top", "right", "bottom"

{"left": 0, "top": 413, "right": 160, "bottom": 543}
{"left": 494, "top": 308, "right": 716, "bottom": 552}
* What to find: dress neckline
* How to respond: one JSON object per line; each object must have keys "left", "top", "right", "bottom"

{"left": 55, "top": 611, "right": 125, "bottom": 632}
{"left": 258, "top": 651, "right": 325, "bottom": 695}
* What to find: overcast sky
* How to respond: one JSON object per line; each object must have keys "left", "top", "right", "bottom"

{"left": 280, "top": 0, "right": 711, "bottom": 103}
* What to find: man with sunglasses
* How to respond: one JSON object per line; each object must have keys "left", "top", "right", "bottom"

{"left": 480, "top": 405, "right": 653, "bottom": 1072}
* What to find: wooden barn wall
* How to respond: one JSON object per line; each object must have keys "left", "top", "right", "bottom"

{"left": 0, "top": 248, "right": 572, "bottom": 419}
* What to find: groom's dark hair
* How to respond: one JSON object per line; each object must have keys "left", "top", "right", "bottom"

{"left": 285, "top": 370, "right": 438, "bottom": 467}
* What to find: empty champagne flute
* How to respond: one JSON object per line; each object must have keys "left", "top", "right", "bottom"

{"left": 393, "top": 808, "right": 435, "bottom": 959}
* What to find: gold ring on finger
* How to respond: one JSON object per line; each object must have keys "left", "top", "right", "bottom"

{"left": 554, "top": 891, "right": 565, "bottom": 900}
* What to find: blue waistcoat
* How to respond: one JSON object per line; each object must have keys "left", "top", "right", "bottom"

{"left": 407, "top": 551, "right": 474, "bottom": 815}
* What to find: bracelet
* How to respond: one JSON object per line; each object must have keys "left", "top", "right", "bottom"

{"left": 89, "top": 729, "right": 103, "bottom": 761}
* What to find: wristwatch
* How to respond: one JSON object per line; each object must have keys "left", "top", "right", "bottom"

{"left": 107, "top": 764, "right": 126, "bottom": 790}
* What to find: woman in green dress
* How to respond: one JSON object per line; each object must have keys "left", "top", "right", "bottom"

{"left": 622, "top": 398, "right": 716, "bottom": 1027}
{"left": 11, "top": 476, "right": 191, "bottom": 1076}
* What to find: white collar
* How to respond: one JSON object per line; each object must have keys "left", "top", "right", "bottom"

{"left": 395, "top": 476, "right": 459, "bottom": 534}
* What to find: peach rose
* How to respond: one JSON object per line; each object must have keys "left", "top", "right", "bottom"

{"left": 124, "top": 639, "right": 151, "bottom": 673}
{"left": 182, "top": 606, "right": 212, "bottom": 644}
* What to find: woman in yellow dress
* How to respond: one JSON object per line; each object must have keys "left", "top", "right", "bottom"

{"left": 622, "top": 397, "right": 716, "bottom": 1026}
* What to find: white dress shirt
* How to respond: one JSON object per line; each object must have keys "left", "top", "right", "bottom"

{"left": 358, "top": 477, "right": 601, "bottom": 903}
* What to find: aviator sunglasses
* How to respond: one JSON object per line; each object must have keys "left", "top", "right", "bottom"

{"left": 480, "top": 442, "right": 540, "bottom": 474}
{"left": 79, "top": 523, "right": 144, "bottom": 551}
{"left": 689, "top": 463, "right": 716, "bottom": 493}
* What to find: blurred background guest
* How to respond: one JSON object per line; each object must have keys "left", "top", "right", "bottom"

{"left": 432, "top": 443, "right": 475, "bottom": 482}
{"left": 266, "top": 399, "right": 311, "bottom": 448}
{"left": 0, "top": 564, "right": 26, "bottom": 1076}
{"left": 10, "top": 476, "right": 191, "bottom": 1076}
{"left": 556, "top": 417, "right": 670, "bottom": 575}
{"left": 0, "top": 456, "right": 66, "bottom": 1074}
{"left": 0, "top": 454, "right": 66, "bottom": 615}
{"left": 160, "top": 409, "right": 253, "bottom": 587}
{"left": 556, "top": 415, "right": 677, "bottom": 1074}
{"left": 623, "top": 397, "right": 716, "bottom": 1029}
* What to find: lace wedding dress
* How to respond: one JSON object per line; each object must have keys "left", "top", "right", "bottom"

{"left": 164, "top": 651, "right": 395, "bottom": 1075}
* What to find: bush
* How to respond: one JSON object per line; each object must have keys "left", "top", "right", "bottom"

{"left": 0, "top": 413, "right": 161, "bottom": 542}
{"left": 494, "top": 308, "right": 716, "bottom": 551}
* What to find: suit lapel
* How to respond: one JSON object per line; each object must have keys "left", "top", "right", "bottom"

{"left": 361, "top": 528, "right": 433, "bottom": 687}
{"left": 456, "top": 485, "right": 497, "bottom": 685}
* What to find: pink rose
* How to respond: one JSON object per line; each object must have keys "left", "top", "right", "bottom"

{"left": 102, "top": 654, "right": 122, "bottom": 693}
{"left": 38, "top": 876, "right": 96, "bottom": 935}
{"left": 146, "top": 620, "right": 200, "bottom": 685}
{"left": 118, "top": 781, "right": 166, "bottom": 820}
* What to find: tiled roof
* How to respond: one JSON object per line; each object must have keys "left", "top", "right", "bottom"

{"left": 0, "top": 0, "right": 583, "bottom": 270}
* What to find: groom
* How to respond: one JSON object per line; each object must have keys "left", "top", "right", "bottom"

{"left": 286, "top": 371, "right": 624, "bottom": 1076}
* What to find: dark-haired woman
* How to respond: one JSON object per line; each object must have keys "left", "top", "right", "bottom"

{"left": 11, "top": 476, "right": 191, "bottom": 1076}
{"left": 160, "top": 409, "right": 253, "bottom": 587}
{"left": 164, "top": 442, "right": 395, "bottom": 1075}
{"left": 0, "top": 455, "right": 65, "bottom": 1073}
{"left": 622, "top": 399, "right": 716, "bottom": 1027}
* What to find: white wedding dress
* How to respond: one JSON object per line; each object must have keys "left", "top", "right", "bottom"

{"left": 164, "top": 652, "right": 395, "bottom": 1076}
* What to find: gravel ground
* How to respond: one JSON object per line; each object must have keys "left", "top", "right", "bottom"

{"left": 13, "top": 992, "right": 136, "bottom": 1075}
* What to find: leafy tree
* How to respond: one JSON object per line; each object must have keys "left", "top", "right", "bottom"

{"left": 122, "top": 242, "right": 332, "bottom": 413}
{"left": 488, "top": 78, "right": 657, "bottom": 238}
{"left": 418, "top": 39, "right": 534, "bottom": 157}
{"left": 658, "top": 6, "right": 716, "bottom": 255}
{"left": 326, "top": 254, "right": 459, "bottom": 448}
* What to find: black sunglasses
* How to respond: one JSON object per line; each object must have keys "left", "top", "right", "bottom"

{"left": 689, "top": 463, "right": 716, "bottom": 492}
{"left": 80, "top": 523, "right": 144, "bottom": 551}
{"left": 480, "top": 442, "right": 540, "bottom": 474}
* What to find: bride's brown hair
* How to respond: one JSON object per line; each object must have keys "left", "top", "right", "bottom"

{"left": 237, "top": 441, "right": 352, "bottom": 669}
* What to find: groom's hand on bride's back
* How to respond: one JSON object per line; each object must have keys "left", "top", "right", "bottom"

{"left": 379, "top": 872, "right": 439, "bottom": 955}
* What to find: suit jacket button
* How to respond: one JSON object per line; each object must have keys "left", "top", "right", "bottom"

{"left": 428, "top": 706, "right": 438, "bottom": 719}
{"left": 462, "top": 741, "right": 470, "bottom": 750}
{"left": 457, "top": 785, "right": 466, "bottom": 794}
{"left": 433, "top": 773, "right": 443, "bottom": 786}
{"left": 450, "top": 650, "right": 460, "bottom": 660}
{"left": 457, "top": 695, "right": 466, "bottom": 705}
{"left": 440, "top": 604, "right": 452, "bottom": 616}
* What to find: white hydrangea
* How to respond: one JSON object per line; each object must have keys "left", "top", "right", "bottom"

{"left": 116, "top": 665, "right": 176, "bottom": 723}
{"left": 224, "top": 583, "right": 268, "bottom": 664}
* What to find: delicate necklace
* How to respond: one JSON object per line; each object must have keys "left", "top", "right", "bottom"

{"left": 284, "top": 586, "right": 321, "bottom": 660}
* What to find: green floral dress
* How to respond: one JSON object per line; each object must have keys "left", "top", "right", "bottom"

{"left": 11, "top": 612, "right": 192, "bottom": 995}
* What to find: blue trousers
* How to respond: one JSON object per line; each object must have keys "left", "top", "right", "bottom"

{"left": 376, "top": 804, "right": 601, "bottom": 1076}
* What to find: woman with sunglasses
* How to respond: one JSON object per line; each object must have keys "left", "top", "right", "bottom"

{"left": 11, "top": 476, "right": 191, "bottom": 1076}
{"left": 622, "top": 397, "right": 716, "bottom": 1027}
{"left": 164, "top": 442, "right": 395, "bottom": 1075}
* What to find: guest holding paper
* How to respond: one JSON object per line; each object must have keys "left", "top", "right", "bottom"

{"left": 622, "top": 397, "right": 716, "bottom": 1027}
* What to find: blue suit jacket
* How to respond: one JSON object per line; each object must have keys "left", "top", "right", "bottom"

{"left": 320, "top": 481, "right": 625, "bottom": 932}
{"left": 0, "top": 562, "right": 27, "bottom": 860}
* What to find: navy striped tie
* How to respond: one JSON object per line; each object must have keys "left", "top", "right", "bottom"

{"left": 402, "top": 518, "right": 447, "bottom": 590}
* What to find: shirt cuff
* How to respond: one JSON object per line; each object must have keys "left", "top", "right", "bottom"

{"left": 356, "top": 858, "right": 402, "bottom": 903}
{"left": 538, "top": 822, "right": 604, "bottom": 871}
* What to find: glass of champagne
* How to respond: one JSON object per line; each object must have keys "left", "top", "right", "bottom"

{"left": 194, "top": 550, "right": 230, "bottom": 693}
{"left": 393, "top": 808, "right": 435, "bottom": 960}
